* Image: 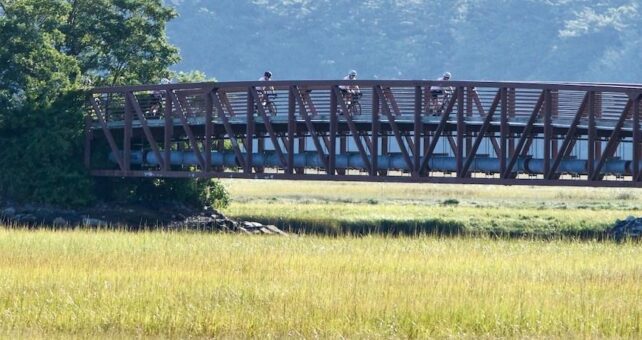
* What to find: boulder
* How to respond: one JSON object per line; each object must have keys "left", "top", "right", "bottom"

{"left": 609, "top": 216, "right": 642, "bottom": 242}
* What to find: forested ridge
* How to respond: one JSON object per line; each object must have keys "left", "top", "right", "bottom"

{"left": 166, "top": 0, "right": 641, "bottom": 82}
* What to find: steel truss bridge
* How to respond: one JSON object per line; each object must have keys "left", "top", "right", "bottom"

{"left": 86, "top": 80, "right": 642, "bottom": 187}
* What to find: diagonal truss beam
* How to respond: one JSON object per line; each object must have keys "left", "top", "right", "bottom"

{"left": 547, "top": 92, "right": 589, "bottom": 179}
{"left": 91, "top": 96, "right": 125, "bottom": 171}
{"left": 591, "top": 99, "right": 632, "bottom": 181}
{"left": 419, "top": 88, "right": 460, "bottom": 173}
{"left": 502, "top": 91, "right": 545, "bottom": 178}
{"left": 293, "top": 86, "right": 329, "bottom": 169}
{"left": 461, "top": 89, "right": 501, "bottom": 177}
{"left": 210, "top": 90, "right": 247, "bottom": 170}
{"left": 377, "top": 86, "right": 414, "bottom": 171}
{"left": 249, "top": 87, "right": 287, "bottom": 168}
{"left": 219, "top": 89, "right": 236, "bottom": 116}
{"left": 300, "top": 89, "right": 319, "bottom": 117}
{"left": 170, "top": 91, "right": 206, "bottom": 170}
{"left": 333, "top": 86, "right": 372, "bottom": 170}
{"left": 634, "top": 95, "right": 642, "bottom": 182}
{"left": 126, "top": 92, "right": 166, "bottom": 170}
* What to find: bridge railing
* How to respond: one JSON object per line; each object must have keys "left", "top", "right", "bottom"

{"left": 88, "top": 80, "right": 638, "bottom": 122}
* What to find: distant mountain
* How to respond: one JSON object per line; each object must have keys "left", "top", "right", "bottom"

{"left": 165, "top": 0, "right": 641, "bottom": 83}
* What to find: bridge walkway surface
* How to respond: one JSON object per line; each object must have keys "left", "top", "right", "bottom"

{"left": 86, "top": 80, "right": 642, "bottom": 187}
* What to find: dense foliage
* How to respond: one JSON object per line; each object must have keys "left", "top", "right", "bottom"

{"left": 0, "top": 0, "right": 226, "bottom": 207}
{"left": 167, "top": 0, "right": 641, "bottom": 82}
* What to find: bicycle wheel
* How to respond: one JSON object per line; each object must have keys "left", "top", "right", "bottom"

{"left": 351, "top": 102, "right": 362, "bottom": 116}
{"left": 267, "top": 101, "right": 278, "bottom": 116}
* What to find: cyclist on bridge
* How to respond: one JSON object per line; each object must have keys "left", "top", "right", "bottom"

{"left": 258, "top": 71, "right": 274, "bottom": 91}
{"left": 257, "top": 71, "right": 277, "bottom": 116}
{"left": 150, "top": 77, "right": 171, "bottom": 116}
{"left": 340, "top": 70, "right": 362, "bottom": 115}
{"left": 340, "top": 70, "right": 360, "bottom": 96}
{"left": 429, "top": 71, "right": 453, "bottom": 115}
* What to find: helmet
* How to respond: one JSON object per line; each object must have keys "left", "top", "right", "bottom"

{"left": 160, "top": 78, "right": 171, "bottom": 85}
{"left": 264, "top": 71, "right": 272, "bottom": 78}
{"left": 349, "top": 70, "right": 357, "bottom": 77}
{"left": 443, "top": 72, "right": 451, "bottom": 79}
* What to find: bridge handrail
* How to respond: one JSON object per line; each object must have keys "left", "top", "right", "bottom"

{"left": 90, "top": 80, "right": 642, "bottom": 95}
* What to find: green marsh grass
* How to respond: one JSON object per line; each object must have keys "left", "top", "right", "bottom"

{"left": 1, "top": 229, "right": 641, "bottom": 338}
{"left": 221, "top": 180, "right": 642, "bottom": 236}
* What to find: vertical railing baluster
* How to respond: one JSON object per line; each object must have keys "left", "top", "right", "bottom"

{"left": 371, "top": 86, "right": 380, "bottom": 177}
{"left": 288, "top": 86, "right": 295, "bottom": 175}
{"left": 245, "top": 87, "right": 254, "bottom": 174}
{"left": 587, "top": 91, "right": 595, "bottom": 179}
{"left": 500, "top": 87, "right": 508, "bottom": 177}
{"left": 413, "top": 85, "right": 422, "bottom": 177}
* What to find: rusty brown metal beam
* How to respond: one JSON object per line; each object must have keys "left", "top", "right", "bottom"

{"left": 211, "top": 91, "right": 247, "bottom": 170}
{"left": 633, "top": 94, "right": 641, "bottom": 181}
{"left": 462, "top": 89, "right": 501, "bottom": 177}
{"left": 90, "top": 96, "right": 125, "bottom": 171}
{"left": 413, "top": 86, "right": 422, "bottom": 176}
{"left": 126, "top": 92, "right": 165, "bottom": 170}
{"left": 499, "top": 87, "right": 508, "bottom": 175}
{"left": 371, "top": 87, "right": 380, "bottom": 176}
{"left": 456, "top": 86, "right": 465, "bottom": 176}
{"left": 294, "top": 86, "right": 329, "bottom": 169}
{"left": 163, "top": 89, "right": 173, "bottom": 172}
{"left": 419, "top": 88, "right": 459, "bottom": 173}
{"left": 548, "top": 92, "right": 589, "bottom": 179}
{"left": 91, "top": 80, "right": 642, "bottom": 95}
{"left": 502, "top": 91, "right": 545, "bottom": 178}
{"left": 90, "top": 169, "right": 642, "bottom": 188}
{"left": 287, "top": 87, "right": 296, "bottom": 174}
{"left": 249, "top": 87, "right": 287, "bottom": 168}
{"left": 591, "top": 99, "right": 632, "bottom": 181}
{"left": 170, "top": 91, "right": 206, "bottom": 170}
{"left": 377, "top": 86, "right": 413, "bottom": 171}
{"left": 333, "top": 86, "right": 371, "bottom": 170}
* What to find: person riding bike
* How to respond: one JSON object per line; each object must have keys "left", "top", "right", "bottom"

{"left": 257, "top": 71, "right": 277, "bottom": 115}
{"left": 339, "top": 70, "right": 362, "bottom": 113}
{"left": 150, "top": 77, "right": 171, "bottom": 116}
{"left": 429, "top": 72, "right": 453, "bottom": 115}
{"left": 340, "top": 69, "right": 360, "bottom": 96}
{"left": 258, "top": 70, "right": 274, "bottom": 93}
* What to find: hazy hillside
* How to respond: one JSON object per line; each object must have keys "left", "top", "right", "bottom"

{"left": 165, "top": 0, "right": 641, "bottom": 82}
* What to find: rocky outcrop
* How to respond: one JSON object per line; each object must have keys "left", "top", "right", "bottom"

{"left": 0, "top": 203, "right": 286, "bottom": 235}
{"left": 169, "top": 208, "right": 287, "bottom": 235}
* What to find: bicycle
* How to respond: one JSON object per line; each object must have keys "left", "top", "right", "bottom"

{"left": 342, "top": 91, "right": 362, "bottom": 116}
{"left": 431, "top": 87, "right": 453, "bottom": 116}
{"left": 257, "top": 91, "right": 278, "bottom": 116}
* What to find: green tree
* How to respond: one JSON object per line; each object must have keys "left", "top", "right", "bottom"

{"left": 0, "top": 0, "right": 181, "bottom": 206}
{"left": 60, "top": 0, "right": 179, "bottom": 85}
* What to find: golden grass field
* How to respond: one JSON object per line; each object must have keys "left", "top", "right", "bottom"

{"left": 1, "top": 180, "right": 641, "bottom": 337}
{"left": 1, "top": 230, "right": 641, "bottom": 338}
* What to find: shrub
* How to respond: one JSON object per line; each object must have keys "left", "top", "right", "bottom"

{"left": 0, "top": 91, "right": 94, "bottom": 206}
{"left": 94, "top": 177, "right": 230, "bottom": 209}
{"left": 442, "top": 198, "right": 460, "bottom": 206}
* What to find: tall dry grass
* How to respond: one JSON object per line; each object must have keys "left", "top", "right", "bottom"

{"left": 1, "top": 229, "right": 640, "bottom": 337}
